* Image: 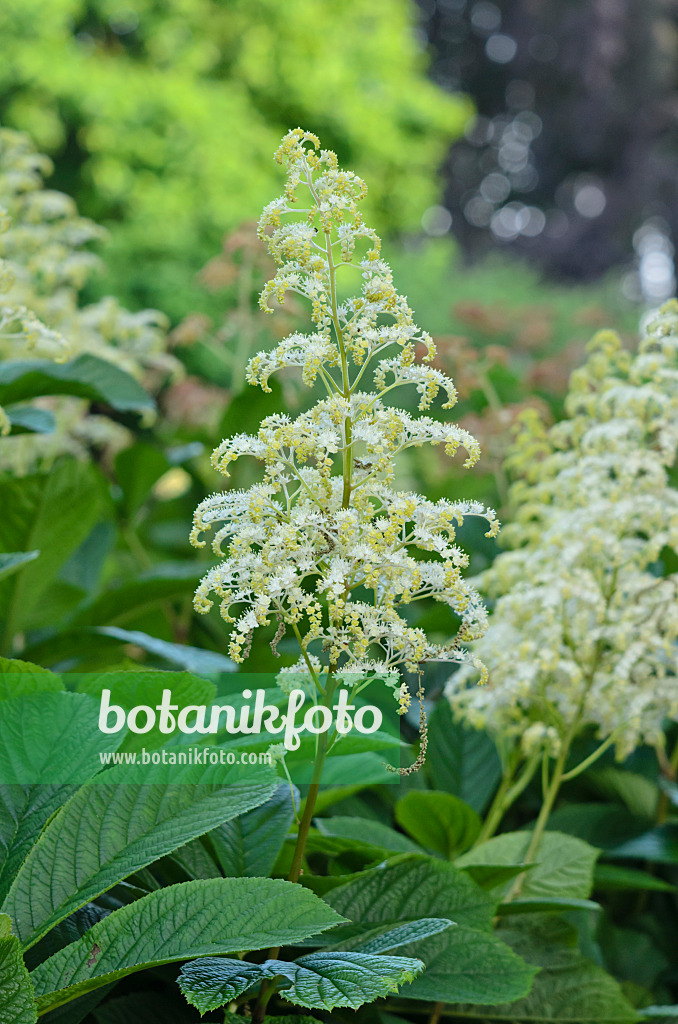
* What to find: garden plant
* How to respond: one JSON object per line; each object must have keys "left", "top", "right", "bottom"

{"left": 0, "top": 125, "right": 676, "bottom": 1024}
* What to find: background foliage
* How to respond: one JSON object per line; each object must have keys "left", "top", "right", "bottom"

{"left": 0, "top": 1, "right": 677, "bottom": 1022}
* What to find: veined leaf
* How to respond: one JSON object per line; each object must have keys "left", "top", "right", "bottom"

{"left": 395, "top": 791, "right": 481, "bottom": 857}
{"left": 326, "top": 856, "right": 535, "bottom": 1007}
{"left": 0, "top": 658, "right": 62, "bottom": 701}
{"left": 0, "top": 692, "right": 119, "bottom": 786}
{"left": 208, "top": 783, "right": 296, "bottom": 877}
{"left": 0, "top": 788, "right": 76, "bottom": 908}
{"left": 178, "top": 951, "right": 424, "bottom": 1014}
{"left": 456, "top": 831, "right": 600, "bottom": 900}
{"left": 326, "top": 854, "right": 496, "bottom": 931}
{"left": 30, "top": 878, "right": 345, "bottom": 1012}
{"left": 322, "top": 918, "right": 455, "bottom": 954}
{"left": 0, "top": 355, "right": 153, "bottom": 413}
{"left": 3, "top": 759, "right": 278, "bottom": 949}
{"left": 0, "top": 914, "right": 36, "bottom": 1024}
{"left": 396, "top": 925, "right": 538, "bottom": 1005}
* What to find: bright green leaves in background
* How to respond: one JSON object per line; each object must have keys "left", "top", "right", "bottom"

{"left": 0, "top": 0, "right": 470, "bottom": 314}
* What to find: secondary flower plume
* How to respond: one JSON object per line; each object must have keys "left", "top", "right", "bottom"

{"left": 448, "top": 306, "right": 678, "bottom": 763}
{"left": 191, "top": 128, "right": 498, "bottom": 686}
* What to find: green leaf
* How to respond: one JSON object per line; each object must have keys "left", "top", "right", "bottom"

{"left": 94, "top": 627, "right": 235, "bottom": 674}
{"left": 547, "top": 802, "right": 645, "bottom": 848}
{"left": 0, "top": 787, "right": 75, "bottom": 907}
{"left": 326, "top": 856, "right": 535, "bottom": 1007}
{"left": 0, "top": 356, "right": 154, "bottom": 414}
{"left": 179, "top": 951, "right": 424, "bottom": 1014}
{"left": 30, "top": 878, "right": 345, "bottom": 1012}
{"left": 496, "top": 897, "right": 601, "bottom": 916}
{"left": 322, "top": 918, "right": 454, "bottom": 954}
{"left": 456, "top": 831, "right": 600, "bottom": 900}
{"left": 426, "top": 700, "right": 501, "bottom": 813}
{"left": 0, "top": 658, "right": 61, "bottom": 700}
{"left": 326, "top": 854, "right": 496, "bottom": 932}
{"left": 3, "top": 759, "right": 278, "bottom": 949}
{"left": 0, "top": 913, "right": 36, "bottom": 1023}
{"left": 395, "top": 925, "right": 538, "bottom": 1005}
{"left": 589, "top": 768, "right": 658, "bottom": 820}
{"left": 460, "top": 863, "right": 530, "bottom": 890}
{"left": 5, "top": 407, "right": 55, "bottom": 435}
{"left": 640, "top": 1009, "right": 678, "bottom": 1019}
{"left": 0, "top": 690, "right": 122, "bottom": 905}
{"left": 593, "top": 864, "right": 676, "bottom": 893}
{"left": 606, "top": 827, "right": 678, "bottom": 864}
{"left": 0, "top": 461, "right": 110, "bottom": 637}
{"left": 0, "top": 552, "right": 39, "bottom": 582}
{"left": 75, "top": 670, "right": 215, "bottom": 752}
{"left": 114, "top": 442, "right": 170, "bottom": 517}
{"left": 208, "top": 783, "right": 296, "bottom": 877}
{"left": 0, "top": 692, "right": 119, "bottom": 785}
{"left": 73, "top": 565, "right": 205, "bottom": 629}
{"left": 395, "top": 791, "right": 481, "bottom": 857}
{"left": 449, "top": 914, "right": 640, "bottom": 1023}
{"left": 315, "top": 817, "right": 423, "bottom": 856}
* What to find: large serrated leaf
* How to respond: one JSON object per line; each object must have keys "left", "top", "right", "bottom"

{"left": 456, "top": 831, "right": 600, "bottom": 900}
{"left": 396, "top": 925, "right": 538, "bottom": 1005}
{"left": 322, "top": 918, "right": 454, "bottom": 954}
{"left": 3, "top": 759, "right": 278, "bottom": 949}
{"left": 179, "top": 951, "right": 424, "bottom": 1014}
{"left": 31, "top": 879, "right": 345, "bottom": 1012}
{"left": 325, "top": 855, "right": 535, "bottom": 1007}
{"left": 0, "top": 787, "right": 77, "bottom": 908}
{"left": 0, "top": 692, "right": 119, "bottom": 786}
{"left": 326, "top": 854, "right": 496, "bottom": 932}
{"left": 0, "top": 914, "right": 36, "bottom": 1023}
{"left": 0, "top": 355, "right": 154, "bottom": 413}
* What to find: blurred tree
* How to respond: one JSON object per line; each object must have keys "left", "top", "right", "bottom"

{"left": 0, "top": 0, "right": 471, "bottom": 316}
{"left": 417, "top": 0, "right": 678, "bottom": 294}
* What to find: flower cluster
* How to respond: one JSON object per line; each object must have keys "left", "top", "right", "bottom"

{"left": 447, "top": 306, "right": 678, "bottom": 761}
{"left": 192, "top": 129, "right": 498, "bottom": 688}
{"left": 0, "top": 127, "right": 179, "bottom": 469}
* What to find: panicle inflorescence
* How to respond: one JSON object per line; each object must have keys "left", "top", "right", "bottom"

{"left": 192, "top": 128, "right": 498, "bottom": 688}
{"left": 447, "top": 304, "right": 678, "bottom": 761}
{"left": 0, "top": 126, "right": 178, "bottom": 467}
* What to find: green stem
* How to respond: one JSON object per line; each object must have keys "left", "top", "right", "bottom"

{"left": 507, "top": 731, "right": 574, "bottom": 900}
{"left": 252, "top": 670, "right": 339, "bottom": 1023}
